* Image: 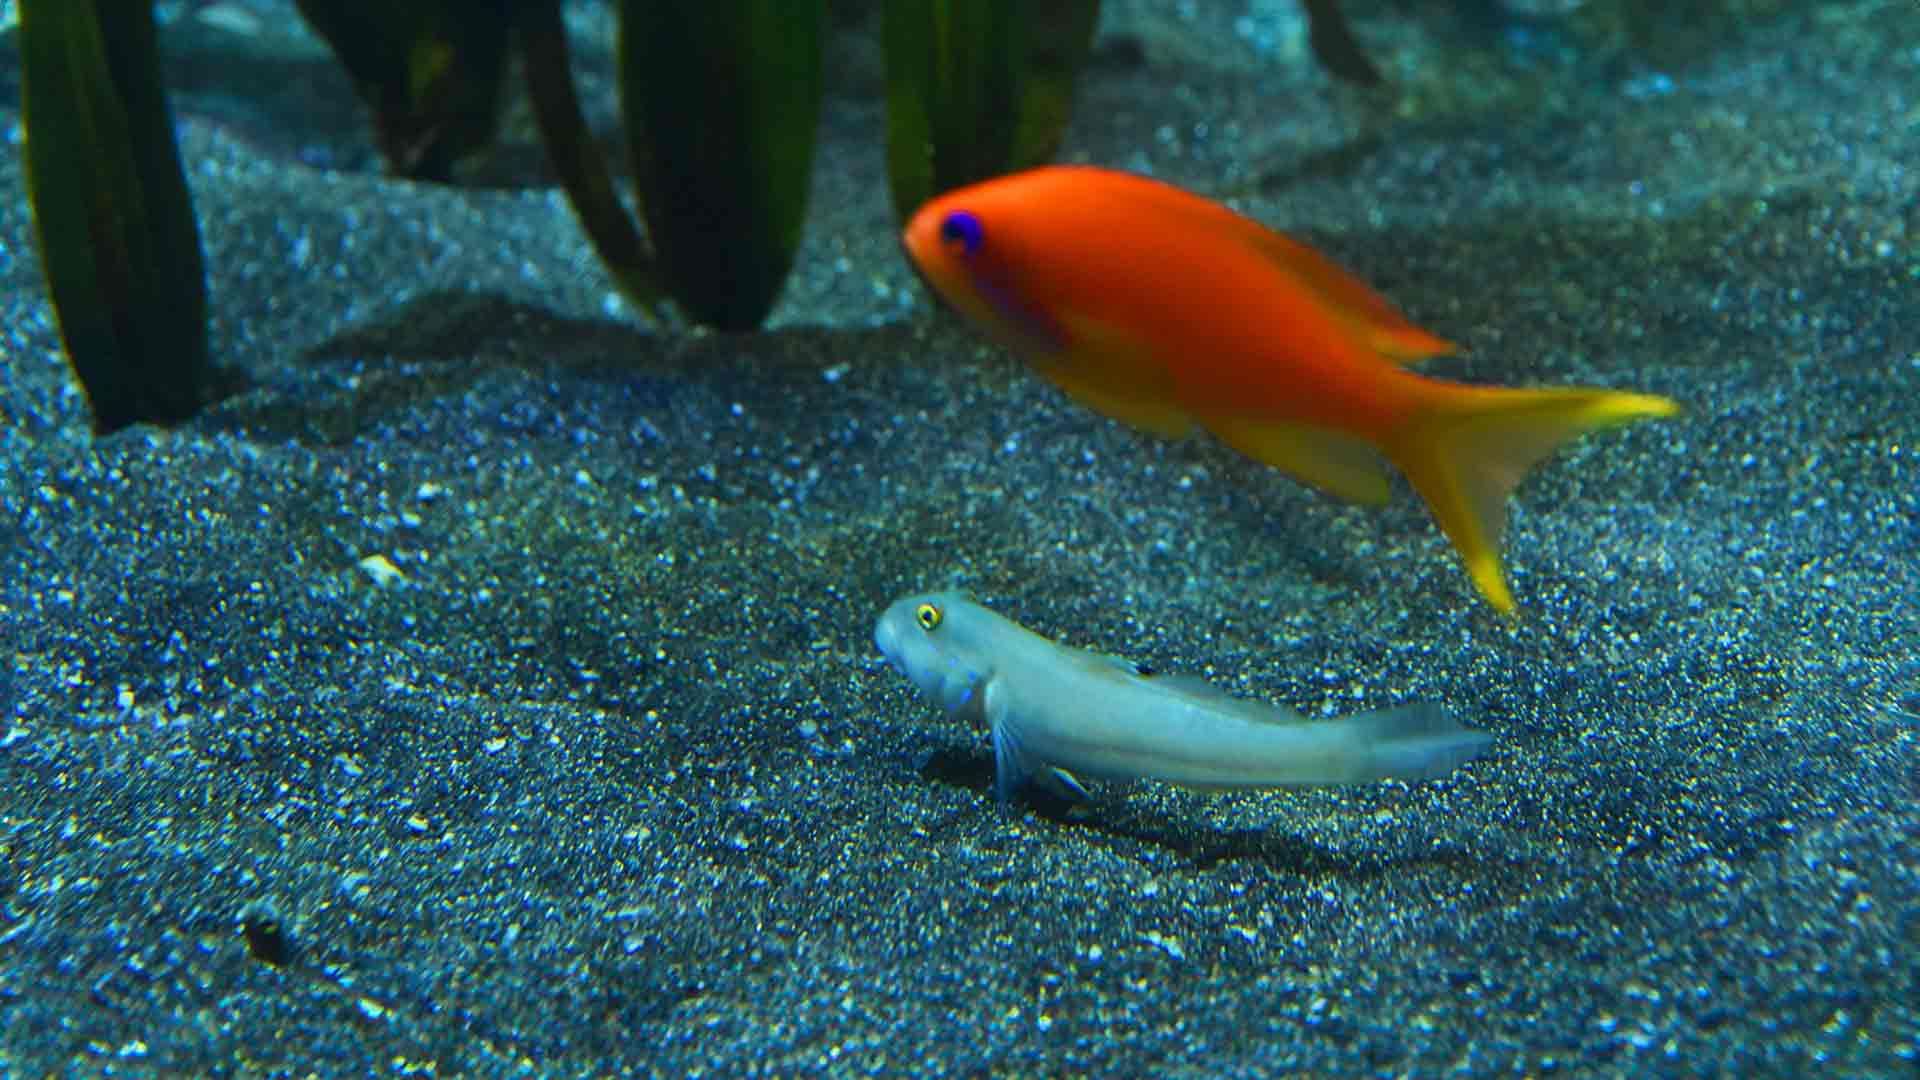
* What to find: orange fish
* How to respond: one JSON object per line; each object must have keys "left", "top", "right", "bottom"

{"left": 903, "top": 165, "right": 1679, "bottom": 613}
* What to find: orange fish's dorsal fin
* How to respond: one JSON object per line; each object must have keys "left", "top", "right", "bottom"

{"left": 1037, "top": 313, "right": 1194, "bottom": 439}
{"left": 1097, "top": 171, "right": 1455, "bottom": 364}
{"left": 1200, "top": 414, "right": 1392, "bottom": 506}
{"left": 1228, "top": 223, "right": 1459, "bottom": 364}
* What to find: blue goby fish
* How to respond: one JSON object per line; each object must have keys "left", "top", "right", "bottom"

{"left": 875, "top": 591, "right": 1493, "bottom": 806}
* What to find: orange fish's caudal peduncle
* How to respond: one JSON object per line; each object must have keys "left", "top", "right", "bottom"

{"left": 902, "top": 165, "right": 1681, "bottom": 613}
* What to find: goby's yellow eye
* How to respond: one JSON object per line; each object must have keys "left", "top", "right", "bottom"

{"left": 915, "top": 602, "right": 943, "bottom": 631}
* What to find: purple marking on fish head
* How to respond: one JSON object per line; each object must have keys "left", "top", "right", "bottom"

{"left": 933, "top": 209, "right": 1069, "bottom": 358}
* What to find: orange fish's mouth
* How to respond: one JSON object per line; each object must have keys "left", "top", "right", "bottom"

{"left": 900, "top": 230, "right": 942, "bottom": 302}
{"left": 901, "top": 203, "right": 961, "bottom": 305}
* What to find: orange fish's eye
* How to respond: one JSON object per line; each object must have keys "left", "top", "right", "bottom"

{"left": 914, "top": 602, "right": 943, "bottom": 631}
{"left": 939, "top": 211, "right": 983, "bottom": 256}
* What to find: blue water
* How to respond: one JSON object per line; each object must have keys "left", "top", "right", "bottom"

{"left": 0, "top": 2, "right": 1913, "bottom": 1074}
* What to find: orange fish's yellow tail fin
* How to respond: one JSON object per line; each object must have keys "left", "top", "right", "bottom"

{"left": 1387, "top": 386, "right": 1681, "bottom": 613}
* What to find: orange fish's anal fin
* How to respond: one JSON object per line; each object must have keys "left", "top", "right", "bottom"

{"left": 1388, "top": 386, "right": 1682, "bottom": 613}
{"left": 1201, "top": 414, "right": 1392, "bottom": 506}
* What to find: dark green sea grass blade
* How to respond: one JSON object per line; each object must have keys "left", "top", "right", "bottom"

{"left": 516, "top": 0, "right": 669, "bottom": 323}
{"left": 291, "top": 0, "right": 513, "bottom": 180}
{"left": 1301, "top": 0, "right": 1383, "bottom": 86}
{"left": 883, "top": 0, "right": 1100, "bottom": 218}
{"left": 618, "top": 0, "right": 825, "bottom": 330}
{"left": 21, "top": 0, "right": 210, "bottom": 433}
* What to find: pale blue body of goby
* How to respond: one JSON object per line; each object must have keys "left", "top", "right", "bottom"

{"left": 875, "top": 591, "right": 1493, "bottom": 806}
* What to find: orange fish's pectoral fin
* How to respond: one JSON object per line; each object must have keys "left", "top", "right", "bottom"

{"left": 1039, "top": 364, "right": 1195, "bottom": 439}
{"left": 1034, "top": 314, "right": 1193, "bottom": 439}
{"left": 1200, "top": 414, "right": 1392, "bottom": 506}
{"left": 1387, "top": 385, "right": 1682, "bottom": 614}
